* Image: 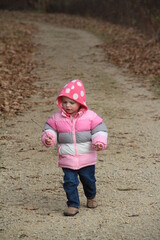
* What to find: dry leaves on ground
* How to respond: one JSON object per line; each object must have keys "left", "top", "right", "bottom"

{"left": 0, "top": 13, "right": 37, "bottom": 118}
{"left": 44, "top": 13, "right": 160, "bottom": 77}
{"left": 0, "top": 11, "right": 160, "bottom": 119}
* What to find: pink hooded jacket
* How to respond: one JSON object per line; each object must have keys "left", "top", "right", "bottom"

{"left": 42, "top": 79, "right": 108, "bottom": 170}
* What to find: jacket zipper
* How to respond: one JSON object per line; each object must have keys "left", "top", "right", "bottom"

{"left": 71, "top": 116, "right": 77, "bottom": 156}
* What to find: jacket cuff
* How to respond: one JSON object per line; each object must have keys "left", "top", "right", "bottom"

{"left": 92, "top": 142, "right": 107, "bottom": 150}
{"left": 41, "top": 132, "right": 55, "bottom": 147}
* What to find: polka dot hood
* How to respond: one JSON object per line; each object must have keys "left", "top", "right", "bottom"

{"left": 56, "top": 79, "right": 88, "bottom": 111}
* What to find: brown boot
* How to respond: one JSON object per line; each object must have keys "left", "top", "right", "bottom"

{"left": 87, "top": 197, "right": 97, "bottom": 208}
{"left": 64, "top": 207, "right": 79, "bottom": 216}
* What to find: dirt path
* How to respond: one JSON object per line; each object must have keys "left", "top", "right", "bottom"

{"left": 1, "top": 19, "right": 160, "bottom": 240}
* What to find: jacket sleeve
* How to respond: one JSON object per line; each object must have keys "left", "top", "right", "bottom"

{"left": 91, "top": 113, "right": 108, "bottom": 150}
{"left": 41, "top": 115, "right": 57, "bottom": 148}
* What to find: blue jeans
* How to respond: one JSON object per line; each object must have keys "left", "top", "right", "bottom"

{"left": 62, "top": 165, "right": 96, "bottom": 208}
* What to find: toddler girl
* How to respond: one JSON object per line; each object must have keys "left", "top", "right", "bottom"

{"left": 42, "top": 79, "right": 108, "bottom": 216}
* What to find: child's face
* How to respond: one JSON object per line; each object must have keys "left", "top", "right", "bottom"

{"left": 62, "top": 97, "right": 80, "bottom": 115}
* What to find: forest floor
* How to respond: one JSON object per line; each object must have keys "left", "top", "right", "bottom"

{"left": 0, "top": 11, "right": 160, "bottom": 240}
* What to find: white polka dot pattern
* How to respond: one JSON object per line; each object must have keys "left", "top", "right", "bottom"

{"left": 73, "top": 93, "right": 78, "bottom": 100}
{"left": 77, "top": 81, "right": 82, "bottom": 87}
{"left": 81, "top": 91, "right": 84, "bottom": 97}
{"left": 65, "top": 88, "right": 70, "bottom": 93}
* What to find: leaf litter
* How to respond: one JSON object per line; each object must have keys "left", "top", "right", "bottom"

{"left": 0, "top": 11, "right": 160, "bottom": 119}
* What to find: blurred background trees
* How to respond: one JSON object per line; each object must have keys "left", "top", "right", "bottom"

{"left": 0, "top": 0, "right": 160, "bottom": 37}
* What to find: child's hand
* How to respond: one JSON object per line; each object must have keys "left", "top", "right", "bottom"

{"left": 45, "top": 136, "right": 53, "bottom": 146}
{"left": 93, "top": 143, "right": 104, "bottom": 151}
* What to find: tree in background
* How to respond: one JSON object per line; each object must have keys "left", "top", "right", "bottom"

{"left": 0, "top": 0, "right": 160, "bottom": 37}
